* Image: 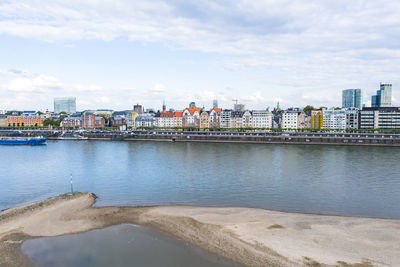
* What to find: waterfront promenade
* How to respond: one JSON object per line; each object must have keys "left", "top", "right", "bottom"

{"left": 3, "top": 129, "right": 400, "bottom": 146}
{"left": 1, "top": 193, "right": 399, "bottom": 266}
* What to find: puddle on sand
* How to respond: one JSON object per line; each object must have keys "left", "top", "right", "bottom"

{"left": 22, "top": 224, "right": 242, "bottom": 267}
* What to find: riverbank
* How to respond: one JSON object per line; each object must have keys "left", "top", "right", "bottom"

{"left": 1, "top": 193, "right": 399, "bottom": 266}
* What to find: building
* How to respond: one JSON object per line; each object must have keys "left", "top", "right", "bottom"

{"left": 209, "top": 108, "right": 221, "bottom": 128}
{"left": 252, "top": 110, "right": 272, "bottom": 129}
{"left": 322, "top": 109, "right": 346, "bottom": 129}
{"left": 135, "top": 114, "right": 155, "bottom": 128}
{"left": 311, "top": 110, "right": 323, "bottom": 129}
{"left": 5, "top": 115, "right": 46, "bottom": 127}
{"left": 189, "top": 102, "right": 196, "bottom": 108}
{"left": 233, "top": 103, "right": 245, "bottom": 112}
{"left": 371, "top": 83, "right": 392, "bottom": 107}
{"left": 94, "top": 109, "right": 113, "bottom": 118}
{"left": 220, "top": 109, "right": 232, "bottom": 128}
{"left": 61, "top": 116, "right": 82, "bottom": 128}
{"left": 213, "top": 100, "right": 218, "bottom": 109}
{"left": 54, "top": 97, "right": 76, "bottom": 114}
{"left": 199, "top": 111, "right": 210, "bottom": 129}
{"left": 359, "top": 107, "right": 400, "bottom": 129}
{"left": 0, "top": 115, "right": 7, "bottom": 127}
{"left": 242, "top": 111, "right": 252, "bottom": 128}
{"left": 297, "top": 111, "right": 311, "bottom": 129}
{"left": 133, "top": 104, "right": 143, "bottom": 114}
{"left": 182, "top": 108, "right": 201, "bottom": 127}
{"left": 345, "top": 109, "right": 359, "bottom": 129}
{"left": 282, "top": 110, "right": 298, "bottom": 129}
{"left": 342, "top": 89, "right": 362, "bottom": 109}
{"left": 110, "top": 117, "right": 126, "bottom": 127}
{"left": 82, "top": 111, "right": 105, "bottom": 129}
{"left": 126, "top": 112, "right": 138, "bottom": 128}
{"left": 230, "top": 111, "right": 244, "bottom": 128}
{"left": 173, "top": 111, "right": 183, "bottom": 128}
{"left": 155, "top": 111, "right": 174, "bottom": 128}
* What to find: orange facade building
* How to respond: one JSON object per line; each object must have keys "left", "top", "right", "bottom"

{"left": 6, "top": 116, "right": 46, "bottom": 127}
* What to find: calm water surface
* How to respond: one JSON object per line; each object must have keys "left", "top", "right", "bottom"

{"left": 22, "top": 224, "right": 240, "bottom": 267}
{"left": 1, "top": 140, "right": 400, "bottom": 218}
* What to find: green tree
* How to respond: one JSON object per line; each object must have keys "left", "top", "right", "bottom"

{"left": 303, "top": 105, "right": 315, "bottom": 111}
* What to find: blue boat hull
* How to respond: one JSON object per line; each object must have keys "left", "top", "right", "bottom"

{"left": 0, "top": 138, "right": 46, "bottom": 145}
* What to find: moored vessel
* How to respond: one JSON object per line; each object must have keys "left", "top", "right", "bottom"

{"left": 0, "top": 136, "right": 46, "bottom": 145}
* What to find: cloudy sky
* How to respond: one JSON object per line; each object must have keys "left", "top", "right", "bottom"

{"left": 0, "top": 0, "right": 399, "bottom": 111}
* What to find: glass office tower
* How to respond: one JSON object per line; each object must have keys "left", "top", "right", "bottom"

{"left": 54, "top": 97, "right": 76, "bottom": 114}
{"left": 342, "top": 89, "right": 362, "bottom": 109}
{"left": 371, "top": 83, "right": 392, "bottom": 107}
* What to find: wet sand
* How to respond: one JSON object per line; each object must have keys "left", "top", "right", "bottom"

{"left": 1, "top": 192, "right": 399, "bottom": 266}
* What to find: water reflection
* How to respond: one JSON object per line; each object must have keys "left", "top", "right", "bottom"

{"left": 22, "top": 224, "right": 240, "bottom": 267}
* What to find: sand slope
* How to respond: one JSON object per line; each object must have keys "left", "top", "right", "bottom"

{"left": 1, "top": 193, "right": 399, "bottom": 267}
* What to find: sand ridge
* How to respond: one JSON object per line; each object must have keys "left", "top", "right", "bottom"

{"left": 1, "top": 192, "right": 399, "bottom": 267}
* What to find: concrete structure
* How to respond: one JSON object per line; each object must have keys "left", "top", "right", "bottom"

{"left": 322, "top": 109, "right": 346, "bottom": 129}
{"left": 342, "top": 89, "right": 362, "bottom": 109}
{"left": 372, "top": 83, "right": 392, "bottom": 107}
{"left": 359, "top": 107, "right": 400, "bottom": 129}
{"left": 54, "top": 97, "right": 76, "bottom": 114}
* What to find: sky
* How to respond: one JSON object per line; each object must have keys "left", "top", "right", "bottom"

{"left": 0, "top": 0, "right": 400, "bottom": 111}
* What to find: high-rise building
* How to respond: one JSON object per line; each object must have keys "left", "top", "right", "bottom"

{"left": 234, "top": 103, "right": 245, "bottom": 112}
{"left": 54, "top": 97, "right": 76, "bottom": 114}
{"left": 371, "top": 83, "right": 392, "bottom": 107}
{"left": 213, "top": 100, "right": 218, "bottom": 109}
{"left": 342, "top": 89, "right": 362, "bottom": 109}
{"left": 133, "top": 104, "right": 143, "bottom": 114}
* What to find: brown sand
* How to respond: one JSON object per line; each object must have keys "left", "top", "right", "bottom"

{"left": 1, "top": 192, "right": 399, "bottom": 267}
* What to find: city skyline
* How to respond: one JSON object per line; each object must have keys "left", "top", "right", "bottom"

{"left": 1, "top": 1, "right": 400, "bottom": 110}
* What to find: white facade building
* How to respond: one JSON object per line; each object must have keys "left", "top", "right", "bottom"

{"left": 252, "top": 110, "right": 273, "bottom": 128}
{"left": 322, "top": 109, "right": 346, "bottom": 129}
{"left": 282, "top": 111, "right": 298, "bottom": 129}
{"left": 220, "top": 110, "right": 232, "bottom": 128}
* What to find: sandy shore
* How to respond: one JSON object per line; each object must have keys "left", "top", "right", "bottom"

{"left": 1, "top": 193, "right": 399, "bottom": 267}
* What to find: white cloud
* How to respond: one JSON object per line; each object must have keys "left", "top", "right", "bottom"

{"left": 1, "top": 1, "right": 400, "bottom": 109}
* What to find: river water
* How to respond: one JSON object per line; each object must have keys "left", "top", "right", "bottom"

{"left": 1, "top": 140, "right": 400, "bottom": 218}
{"left": 22, "top": 224, "right": 240, "bottom": 267}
